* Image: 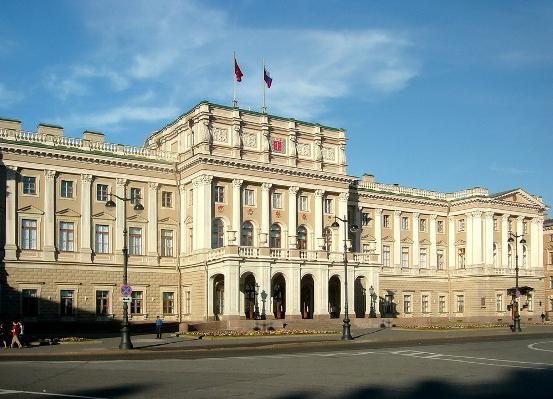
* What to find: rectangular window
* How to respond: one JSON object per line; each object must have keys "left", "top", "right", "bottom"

{"left": 527, "top": 294, "right": 533, "bottom": 312}
{"left": 60, "top": 180, "right": 73, "bottom": 198}
{"left": 496, "top": 293, "right": 503, "bottom": 312}
{"left": 457, "top": 248, "right": 466, "bottom": 269}
{"left": 439, "top": 295, "right": 447, "bottom": 313}
{"left": 162, "top": 191, "right": 173, "bottom": 208}
{"left": 95, "top": 225, "right": 109, "bottom": 254}
{"left": 22, "top": 289, "right": 38, "bottom": 316}
{"left": 130, "top": 187, "right": 141, "bottom": 205}
{"left": 458, "top": 219, "right": 465, "bottom": 232}
{"left": 361, "top": 213, "right": 371, "bottom": 226}
{"left": 59, "top": 222, "right": 75, "bottom": 252}
{"left": 422, "top": 294, "right": 429, "bottom": 314}
{"left": 403, "top": 294, "right": 412, "bottom": 314}
{"left": 437, "top": 220, "right": 444, "bottom": 234}
{"left": 419, "top": 248, "right": 428, "bottom": 268}
{"left": 382, "top": 245, "right": 391, "bottom": 267}
{"left": 550, "top": 276, "right": 553, "bottom": 289}
{"left": 215, "top": 186, "right": 225, "bottom": 203}
{"left": 22, "top": 176, "right": 36, "bottom": 195}
{"left": 419, "top": 219, "right": 427, "bottom": 232}
{"left": 401, "top": 247, "right": 409, "bottom": 268}
{"left": 493, "top": 218, "right": 498, "bottom": 231}
{"left": 161, "top": 229, "right": 174, "bottom": 257}
{"left": 298, "top": 195, "right": 308, "bottom": 212}
{"left": 185, "top": 291, "right": 191, "bottom": 314}
{"left": 131, "top": 291, "right": 143, "bottom": 314}
{"left": 188, "top": 189, "right": 193, "bottom": 206}
{"left": 324, "top": 198, "right": 333, "bottom": 214}
{"left": 456, "top": 295, "right": 465, "bottom": 313}
{"left": 437, "top": 249, "right": 445, "bottom": 270}
{"left": 244, "top": 189, "right": 255, "bottom": 206}
{"left": 362, "top": 243, "right": 371, "bottom": 253}
{"left": 383, "top": 214, "right": 390, "bottom": 228}
{"left": 21, "top": 219, "right": 37, "bottom": 250}
{"left": 549, "top": 252, "right": 553, "bottom": 265}
{"left": 96, "top": 184, "right": 108, "bottom": 202}
{"left": 163, "top": 292, "right": 175, "bottom": 314}
{"left": 401, "top": 217, "right": 409, "bottom": 230}
{"left": 523, "top": 221, "right": 528, "bottom": 234}
{"left": 96, "top": 290, "right": 109, "bottom": 315}
{"left": 128, "top": 227, "right": 142, "bottom": 255}
{"left": 60, "top": 290, "right": 74, "bottom": 316}
{"left": 272, "top": 192, "right": 282, "bottom": 209}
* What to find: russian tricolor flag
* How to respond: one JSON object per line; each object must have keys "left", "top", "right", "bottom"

{"left": 264, "top": 67, "right": 272, "bottom": 88}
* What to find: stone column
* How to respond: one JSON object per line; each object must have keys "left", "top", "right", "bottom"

{"left": 537, "top": 217, "right": 544, "bottom": 270}
{"left": 313, "top": 189, "right": 323, "bottom": 250}
{"left": 179, "top": 182, "right": 187, "bottom": 256}
{"left": 393, "top": 210, "right": 401, "bottom": 266}
{"left": 501, "top": 214, "right": 510, "bottom": 268}
{"left": 147, "top": 182, "right": 159, "bottom": 260}
{"left": 231, "top": 179, "right": 243, "bottom": 245}
{"left": 429, "top": 214, "right": 437, "bottom": 268}
{"left": 483, "top": 212, "right": 494, "bottom": 266}
{"left": 448, "top": 217, "right": 455, "bottom": 269}
{"left": 115, "top": 178, "right": 127, "bottom": 263}
{"left": 529, "top": 218, "right": 539, "bottom": 269}
{"left": 412, "top": 213, "right": 420, "bottom": 267}
{"left": 472, "top": 211, "right": 482, "bottom": 265}
{"left": 465, "top": 213, "right": 473, "bottom": 267}
{"left": 43, "top": 169, "right": 57, "bottom": 261}
{"left": 193, "top": 175, "right": 213, "bottom": 250}
{"left": 261, "top": 183, "right": 272, "bottom": 247}
{"left": 516, "top": 216, "right": 524, "bottom": 266}
{"left": 374, "top": 208, "right": 382, "bottom": 261}
{"left": 288, "top": 186, "right": 299, "bottom": 249}
{"left": 338, "top": 192, "right": 349, "bottom": 252}
{"left": 80, "top": 174, "right": 93, "bottom": 262}
{"left": 4, "top": 166, "right": 18, "bottom": 260}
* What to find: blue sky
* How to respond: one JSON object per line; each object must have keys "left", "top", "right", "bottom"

{"left": 1, "top": 0, "right": 552, "bottom": 210}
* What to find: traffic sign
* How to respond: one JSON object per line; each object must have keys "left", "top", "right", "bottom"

{"left": 121, "top": 285, "right": 132, "bottom": 297}
{"left": 121, "top": 296, "right": 132, "bottom": 303}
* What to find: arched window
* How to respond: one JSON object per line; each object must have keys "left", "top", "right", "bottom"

{"left": 297, "top": 225, "right": 308, "bottom": 250}
{"left": 241, "top": 221, "right": 254, "bottom": 246}
{"left": 323, "top": 227, "right": 333, "bottom": 252}
{"left": 522, "top": 245, "right": 527, "bottom": 267}
{"left": 493, "top": 243, "right": 498, "bottom": 267}
{"left": 269, "top": 224, "right": 281, "bottom": 248}
{"left": 508, "top": 244, "right": 513, "bottom": 268}
{"left": 212, "top": 218, "right": 224, "bottom": 248}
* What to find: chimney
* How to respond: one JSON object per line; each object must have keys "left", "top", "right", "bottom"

{"left": 83, "top": 130, "right": 105, "bottom": 143}
{"left": 37, "top": 123, "right": 64, "bottom": 138}
{"left": 362, "top": 173, "right": 374, "bottom": 183}
{"left": 0, "top": 117, "right": 21, "bottom": 132}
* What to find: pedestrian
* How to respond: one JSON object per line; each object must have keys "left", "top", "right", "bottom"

{"left": 17, "top": 320, "right": 26, "bottom": 347}
{"left": 11, "top": 321, "right": 22, "bottom": 349}
{"left": 155, "top": 316, "right": 163, "bottom": 339}
{"left": 0, "top": 323, "right": 8, "bottom": 348}
{"left": 541, "top": 313, "right": 546, "bottom": 323}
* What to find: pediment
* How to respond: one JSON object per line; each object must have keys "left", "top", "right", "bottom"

{"left": 437, "top": 239, "right": 447, "bottom": 246}
{"left": 382, "top": 235, "right": 394, "bottom": 242}
{"left": 361, "top": 233, "right": 375, "bottom": 241}
{"left": 401, "top": 237, "right": 413, "bottom": 244}
{"left": 56, "top": 208, "right": 81, "bottom": 217}
{"left": 455, "top": 239, "right": 466, "bottom": 246}
{"left": 159, "top": 217, "right": 178, "bottom": 225}
{"left": 493, "top": 189, "right": 544, "bottom": 207}
{"left": 127, "top": 214, "right": 149, "bottom": 223}
{"left": 92, "top": 211, "right": 115, "bottom": 221}
{"left": 419, "top": 238, "right": 431, "bottom": 245}
{"left": 18, "top": 205, "right": 44, "bottom": 215}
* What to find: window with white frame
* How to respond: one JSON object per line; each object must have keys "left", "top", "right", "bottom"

{"left": 163, "top": 292, "right": 175, "bottom": 314}
{"left": 403, "top": 294, "right": 412, "bottom": 314}
{"left": 437, "top": 249, "right": 445, "bottom": 270}
{"left": 382, "top": 245, "right": 391, "bottom": 267}
{"left": 130, "top": 188, "right": 141, "bottom": 205}
{"left": 439, "top": 295, "right": 447, "bottom": 313}
{"left": 458, "top": 218, "right": 465, "bottom": 232}
{"left": 22, "top": 289, "right": 38, "bottom": 316}
{"left": 422, "top": 294, "right": 430, "bottom": 313}
{"left": 95, "top": 225, "right": 109, "bottom": 253}
{"left": 383, "top": 214, "right": 390, "bottom": 228}
{"left": 496, "top": 293, "right": 503, "bottom": 312}
{"left": 96, "top": 184, "right": 108, "bottom": 202}
{"left": 129, "top": 227, "right": 142, "bottom": 255}
{"left": 22, "top": 176, "right": 36, "bottom": 195}
{"left": 298, "top": 195, "right": 308, "bottom": 212}
{"left": 60, "top": 180, "right": 73, "bottom": 198}
{"left": 457, "top": 247, "right": 466, "bottom": 269}
{"left": 437, "top": 220, "right": 444, "bottom": 233}
{"left": 59, "top": 222, "right": 75, "bottom": 252}
{"left": 212, "top": 219, "right": 224, "bottom": 248}
{"left": 162, "top": 191, "right": 172, "bottom": 208}
{"left": 362, "top": 243, "right": 371, "bottom": 253}
{"left": 361, "top": 213, "right": 371, "bottom": 226}
{"left": 419, "top": 218, "right": 427, "bottom": 232}
{"left": 324, "top": 198, "right": 333, "bottom": 214}
{"left": 456, "top": 294, "right": 465, "bottom": 313}
{"left": 214, "top": 186, "right": 225, "bottom": 203}
{"left": 161, "top": 229, "right": 174, "bottom": 257}
{"left": 272, "top": 192, "right": 282, "bottom": 209}
{"left": 60, "top": 290, "right": 74, "bottom": 316}
{"left": 401, "top": 247, "right": 409, "bottom": 268}
{"left": 244, "top": 189, "right": 255, "bottom": 206}
{"left": 401, "top": 217, "right": 409, "bottom": 230}
{"left": 96, "top": 290, "right": 110, "bottom": 315}
{"left": 419, "top": 248, "right": 428, "bottom": 268}
{"left": 21, "top": 219, "right": 37, "bottom": 250}
{"left": 185, "top": 291, "right": 191, "bottom": 314}
{"left": 527, "top": 293, "right": 533, "bottom": 311}
{"left": 131, "top": 291, "right": 143, "bottom": 314}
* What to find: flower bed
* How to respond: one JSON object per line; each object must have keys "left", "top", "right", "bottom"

{"left": 184, "top": 329, "right": 339, "bottom": 337}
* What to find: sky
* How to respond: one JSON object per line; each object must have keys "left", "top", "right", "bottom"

{"left": 1, "top": 0, "right": 552, "bottom": 211}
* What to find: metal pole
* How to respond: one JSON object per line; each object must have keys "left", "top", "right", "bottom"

{"left": 119, "top": 198, "right": 133, "bottom": 349}
{"left": 342, "top": 215, "right": 353, "bottom": 340}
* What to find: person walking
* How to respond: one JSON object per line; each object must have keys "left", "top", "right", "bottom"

{"left": 10, "top": 321, "right": 22, "bottom": 349}
{"left": 0, "top": 323, "right": 8, "bottom": 348}
{"left": 155, "top": 316, "right": 163, "bottom": 339}
{"left": 17, "top": 321, "right": 26, "bottom": 347}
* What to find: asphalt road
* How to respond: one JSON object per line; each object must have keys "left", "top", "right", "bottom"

{"left": 1, "top": 338, "right": 552, "bottom": 398}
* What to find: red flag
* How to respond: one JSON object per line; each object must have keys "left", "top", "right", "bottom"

{"left": 234, "top": 58, "right": 243, "bottom": 82}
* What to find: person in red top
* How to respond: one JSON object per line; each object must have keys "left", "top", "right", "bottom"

{"left": 11, "top": 321, "right": 22, "bottom": 348}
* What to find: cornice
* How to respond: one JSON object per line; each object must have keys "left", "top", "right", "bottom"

{"left": 356, "top": 191, "right": 449, "bottom": 208}
{"left": 451, "top": 196, "right": 545, "bottom": 213}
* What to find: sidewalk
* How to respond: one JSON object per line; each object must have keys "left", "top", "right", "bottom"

{"left": 1, "top": 325, "right": 552, "bottom": 360}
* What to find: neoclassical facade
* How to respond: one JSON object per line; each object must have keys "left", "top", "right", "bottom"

{"left": 544, "top": 219, "right": 553, "bottom": 317}
{"left": 0, "top": 101, "right": 547, "bottom": 324}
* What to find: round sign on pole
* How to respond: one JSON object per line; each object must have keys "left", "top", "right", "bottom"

{"left": 121, "top": 285, "right": 133, "bottom": 297}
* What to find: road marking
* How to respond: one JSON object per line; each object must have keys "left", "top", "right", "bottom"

{"left": 528, "top": 341, "right": 553, "bottom": 353}
{"left": 0, "top": 389, "right": 107, "bottom": 398}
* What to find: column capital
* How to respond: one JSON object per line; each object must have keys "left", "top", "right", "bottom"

{"left": 261, "top": 182, "right": 273, "bottom": 192}
{"left": 6, "top": 165, "right": 19, "bottom": 176}
{"left": 44, "top": 169, "right": 57, "bottom": 181}
{"left": 314, "top": 189, "right": 324, "bottom": 198}
{"left": 501, "top": 214, "right": 510, "bottom": 221}
{"left": 289, "top": 186, "right": 299, "bottom": 196}
{"left": 412, "top": 212, "right": 420, "bottom": 220}
{"left": 483, "top": 211, "right": 494, "bottom": 219}
{"left": 394, "top": 210, "right": 402, "bottom": 217}
{"left": 429, "top": 214, "right": 438, "bottom": 221}
{"left": 194, "top": 175, "right": 213, "bottom": 186}
{"left": 116, "top": 178, "right": 128, "bottom": 187}
{"left": 374, "top": 208, "right": 383, "bottom": 216}
{"left": 148, "top": 182, "right": 160, "bottom": 191}
{"left": 471, "top": 211, "right": 482, "bottom": 218}
{"left": 178, "top": 181, "right": 187, "bottom": 192}
{"left": 81, "top": 174, "right": 93, "bottom": 184}
{"left": 516, "top": 215, "right": 525, "bottom": 221}
{"left": 232, "top": 179, "right": 244, "bottom": 188}
{"left": 338, "top": 192, "right": 349, "bottom": 202}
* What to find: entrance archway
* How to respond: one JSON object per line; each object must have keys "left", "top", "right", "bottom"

{"left": 354, "top": 276, "right": 367, "bottom": 318}
{"left": 328, "top": 275, "right": 341, "bottom": 318}
{"left": 242, "top": 273, "right": 257, "bottom": 319}
{"left": 301, "top": 274, "right": 314, "bottom": 319}
{"left": 213, "top": 274, "right": 224, "bottom": 320}
{"left": 272, "top": 273, "right": 286, "bottom": 319}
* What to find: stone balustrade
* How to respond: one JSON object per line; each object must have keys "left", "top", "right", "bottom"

{"left": 356, "top": 181, "right": 490, "bottom": 201}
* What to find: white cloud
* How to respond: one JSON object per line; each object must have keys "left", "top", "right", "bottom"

{"left": 490, "top": 162, "right": 532, "bottom": 176}
{"left": 0, "top": 83, "right": 23, "bottom": 108}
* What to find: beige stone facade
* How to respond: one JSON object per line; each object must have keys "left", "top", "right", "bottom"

{"left": 0, "top": 102, "right": 548, "bottom": 325}
{"left": 544, "top": 219, "right": 553, "bottom": 318}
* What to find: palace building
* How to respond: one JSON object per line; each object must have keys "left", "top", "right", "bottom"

{"left": 0, "top": 101, "right": 548, "bottom": 325}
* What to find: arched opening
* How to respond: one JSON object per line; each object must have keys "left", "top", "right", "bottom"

{"left": 328, "top": 275, "right": 341, "bottom": 318}
{"left": 354, "top": 276, "right": 367, "bottom": 318}
{"left": 213, "top": 274, "right": 224, "bottom": 320}
{"left": 241, "top": 221, "right": 254, "bottom": 246}
{"left": 242, "top": 273, "right": 257, "bottom": 320}
{"left": 300, "top": 274, "right": 314, "bottom": 319}
{"left": 212, "top": 218, "right": 224, "bottom": 248}
{"left": 272, "top": 273, "right": 286, "bottom": 319}
{"left": 323, "top": 227, "right": 333, "bottom": 252}
{"left": 297, "top": 225, "right": 308, "bottom": 250}
{"left": 269, "top": 223, "right": 282, "bottom": 248}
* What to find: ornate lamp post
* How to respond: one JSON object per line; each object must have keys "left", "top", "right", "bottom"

{"left": 508, "top": 232, "right": 526, "bottom": 333}
{"left": 331, "top": 215, "right": 359, "bottom": 340}
{"left": 369, "top": 285, "right": 377, "bottom": 318}
{"left": 105, "top": 193, "right": 144, "bottom": 349}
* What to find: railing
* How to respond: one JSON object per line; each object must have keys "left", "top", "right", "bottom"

{"left": 207, "top": 247, "right": 226, "bottom": 261}
{"left": 270, "top": 249, "right": 289, "bottom": 259}
{"left": 356, "top": 181, "right": 490, "bottom": 201}
{"left": 0, "top": 128, "right": 178, "bottom": 162}
{"left": 299, "top": 250, "right": 318, "bottom": 261}
{"left": 239, "top": 247, "right": 259, "bottom": 257}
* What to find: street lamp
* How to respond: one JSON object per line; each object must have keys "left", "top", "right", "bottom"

{"left": 507, "top": 232, "right": 526, "bottom": 333}
{"left": 369, "top": 285, "right": 377, "bottom": 318}
{"left": 331, "top": 215, "right": 359, "bottom": 340}
{"left": 105, "top": 193, "right": 144, "bottom": 349}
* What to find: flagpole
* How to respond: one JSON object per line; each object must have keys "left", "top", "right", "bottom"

{"left": 262, "top": 58, "right": 267, "bottom": 113}
{"left": 233, "top": 51, "right": 237, "bottom": 108}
